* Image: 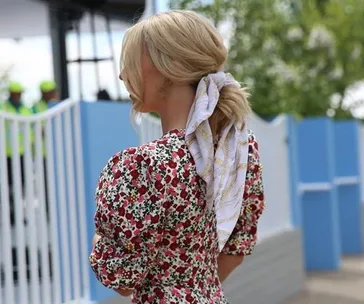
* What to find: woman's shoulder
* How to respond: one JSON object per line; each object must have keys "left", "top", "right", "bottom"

{"left": 103, "top": 129, "right": 187, "bottom": 176}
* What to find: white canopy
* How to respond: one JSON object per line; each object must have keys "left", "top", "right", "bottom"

{"left": 0, "top": 0, "right": 155, "bottom": 39}
{"left": 0, "top": 0, "right": 49, "bottom": 38}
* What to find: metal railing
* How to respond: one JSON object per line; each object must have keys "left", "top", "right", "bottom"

{"left": 0, "top": 99, "right": 89, "bottom": 304}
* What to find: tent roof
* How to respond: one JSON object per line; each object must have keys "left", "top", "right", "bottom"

{"left": 0, "top": 0, "right": 150, "bottom": 39}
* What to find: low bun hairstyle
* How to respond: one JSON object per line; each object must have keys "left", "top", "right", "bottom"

{"left": 121, "top": 10, "right": 251, "bottom": 136}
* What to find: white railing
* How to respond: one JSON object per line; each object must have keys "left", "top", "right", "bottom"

{"left": 0, "top": 99, "right": 89, "bottom": 304}
{"left": 248, "top": 114, "right": 292, "bottom": 238}
{"left": 136, "top": 113, "right": 293, "bottom": 240}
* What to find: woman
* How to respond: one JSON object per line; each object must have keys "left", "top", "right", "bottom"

{"left": 89, "top": 10, "right": 265, "bottom": 304}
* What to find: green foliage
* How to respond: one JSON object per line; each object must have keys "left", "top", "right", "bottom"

{"left": 169, "top": 0, "right": 364, "bottom": 118}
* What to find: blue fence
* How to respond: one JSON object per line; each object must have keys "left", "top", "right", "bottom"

{"left": 80, "top": 101, "right": 139, "bottom": 302}
{"left": 334, "top": 121, "right": 363, "bottom": 255}
{"left": 288, "top": 117, "right": 364, "bottom": 271}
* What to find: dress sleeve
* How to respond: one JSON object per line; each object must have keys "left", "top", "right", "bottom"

{"left": 221, "top": 133, "right": 265, "bottom": 256}
{"left": 89, "top": 148, "right": 165, "bottom": 290}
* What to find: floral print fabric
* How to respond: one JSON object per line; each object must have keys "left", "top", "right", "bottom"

{"left": 89, "top": 129, "right": 265, "bottom": 303}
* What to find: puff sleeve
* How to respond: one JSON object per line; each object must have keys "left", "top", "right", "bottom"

{"left": 89, "top": 147, "right": 165, "bottom": 290}
{"left": 221, "top": 132, "right": 265, "bottom": 256}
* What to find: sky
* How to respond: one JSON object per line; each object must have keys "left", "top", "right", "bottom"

{"left": 0, "top": 0, "right": 363, "bottom": 116}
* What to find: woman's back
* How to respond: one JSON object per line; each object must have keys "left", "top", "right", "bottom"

{"left": 90, "top": 129, "right": 264, "bottom": 303}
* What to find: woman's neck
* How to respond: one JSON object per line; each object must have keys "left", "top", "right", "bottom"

{"left": 157, "top": 85, "right": 195, "bottom": 134}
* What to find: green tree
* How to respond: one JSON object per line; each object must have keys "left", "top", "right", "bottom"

{"left": 169, "top": 0, "right": 364, "bottom": 119}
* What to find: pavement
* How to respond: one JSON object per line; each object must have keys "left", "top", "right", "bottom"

{"left": 282, "top": 255, "right": 364, "bottom": 304}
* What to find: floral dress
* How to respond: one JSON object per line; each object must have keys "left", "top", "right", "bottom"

{"left": 89, "top": 129, "right": 265, "bottom": 304}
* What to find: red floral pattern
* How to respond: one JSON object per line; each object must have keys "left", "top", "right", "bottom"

{"left": 89, "top": 129, "right": 265, "bottom": 303}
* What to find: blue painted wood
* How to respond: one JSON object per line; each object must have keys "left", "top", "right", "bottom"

{"left": 297, "top": 117, "right": 341, "bottom": 270}
{"left": 298, "top": 118, "right": 334, "bottom": 183}
{"left": 81, "top": 101, "right": 139, "bottom": 302}
{"left": 334, "top": 121, "right": 360, "bottom": 177}
{"left": 334, "top": 121, "right": 363, "bottom": 254}
{"left": 301, "top": 191, "right": 340, "bottom": 270}
{"left": 337, "top": 185, "right": 363, "bottom": 253}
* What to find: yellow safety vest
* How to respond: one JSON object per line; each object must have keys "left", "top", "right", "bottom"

{"left": 32, "top": 99, "right": 48, "bottom": 114}
{"left": 0, "top": 101, "right": 33, "bottom": 157}
{"left": 31, "top": 99, "right": 48, "bottom": 156}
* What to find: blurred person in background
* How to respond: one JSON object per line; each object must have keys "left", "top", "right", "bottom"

{"left": 1, "top": 81, "right": 29, "bottom": 114}
{"left": 0, "top": 81, "right": 32, "bottom": 225}
{"left": 32, "top": 80, "right": 58, "bottom": 113}
{"left": 96, "top": 89, "right": 112, "bottom": 101}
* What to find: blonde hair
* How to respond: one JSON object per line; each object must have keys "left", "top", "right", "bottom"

{"left": 121, "top": 10, "right": 251, "bottom": 136}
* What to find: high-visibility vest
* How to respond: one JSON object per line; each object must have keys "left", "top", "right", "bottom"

{"left": 32, "top": 99, "right": 48, "bottom": 114}
{"left": 0, "top": 101, "right": 33, "bottom": 157}
{"left": 31, "top": 99, "right": 48, "bottom": 155}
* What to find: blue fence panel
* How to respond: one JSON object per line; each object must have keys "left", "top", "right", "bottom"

{"left": 334, "top": 121, "right": 363, "bottom": 254}
{"left": 81, "top": 101, "right": 139, "bottom": 302}
{"left": 297, "top": 117, "right": 341, "bottom": 270}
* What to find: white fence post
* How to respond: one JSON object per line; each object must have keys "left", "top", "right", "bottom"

{"left": 73, "top": 103, "right": 90, "bottom": 300}
{"left": 23, "top": 122, "right": 40, "bottom": 304}
{"left": 34, "top": 121, "right": 52, "bottom": 304}
{"left": 45, "top": 118, "right": 62, "bottom": 304}
{"left": 64, "top": 109, "right": 81, "bottom": 301}
{"left": 247, "top": 114, "right": 293, "bottom": 238}
{"left": 0, "top": 117, "right": 16, "bottom": 304}
{"left": 10, "top": 120, "right": 29, "bottom": 304}
{"left": 54, "top": 113, "right": 72, "bottom": 302}
{"left": 0, "top": 99, "right": 89, "bottom": 304}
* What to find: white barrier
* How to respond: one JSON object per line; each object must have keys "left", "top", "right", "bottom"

{"left": 247, "top": 114, "right": 292, "bottom": 238}
{"left": 136, "top": 113, "right": 293, "bottom": 240}
{"left": 0, "top": 99, "right": 89, "bottom": 304}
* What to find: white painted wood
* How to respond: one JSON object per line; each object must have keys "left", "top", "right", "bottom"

{"left": 34, "top": 121, "right": 52, "bottom": 304}
{"left": 0, "top": 117, "right": 15, "bottom": 304}
{"left": 334, "top": 176, "right": 360, "bottom": 186}
{"left": 298, "top": 182, "right": 332, "bottom": 193}
{"left": 0, "top": 99, "right": 89, "bottom": 303}
{"left": 64, "top": 109, "right": 82, "bottom": 301}
{"left": 10, "top": 121, "right": 29, "bottom": 304}
{"left": 247, "top": 114, "right": 293, "bottom": 238}
{"left": 73, "top": 103, "right": 91, "bottom": 301}
{"left": 45, "top": 119, "right": 62, "bottom": 304}
{"left": 23, "top": 122, "right": 40, "bottom": 304}
{"left": 55, "top": 114, "right": 72, "bottom": 303}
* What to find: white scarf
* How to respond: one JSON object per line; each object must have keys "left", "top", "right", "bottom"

{"left": 185, "top": 71, "right": 249, "bottom": 252}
